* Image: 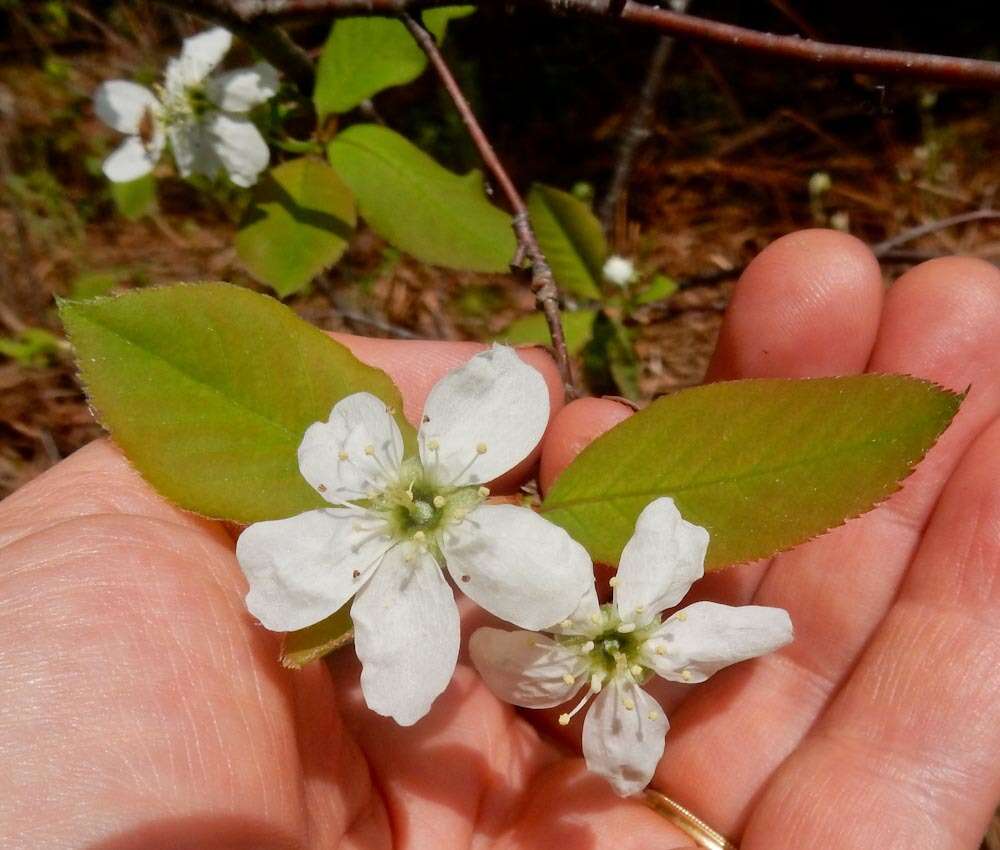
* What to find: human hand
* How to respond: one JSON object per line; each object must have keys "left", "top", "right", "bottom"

{"left": 1, "top": 229, "right": 998, "bottom": 849}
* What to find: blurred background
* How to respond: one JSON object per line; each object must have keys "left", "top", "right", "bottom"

{"left": 1, "top": 0, "right": 999, "bottom": 508}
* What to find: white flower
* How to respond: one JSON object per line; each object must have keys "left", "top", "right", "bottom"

{"left": 93, "top": 27, "right": 277, "bottom": 187}
{"left": 470, "top": 497, "right": 793, "bottom": 796}
{"left": 602, "top": 255, "right": 637, "bottom": 287}
{"left": 236, "top": 346, "right": 594, "bottom": 726}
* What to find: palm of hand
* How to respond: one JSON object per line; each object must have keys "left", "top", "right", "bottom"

{"left": 2, "top": 231, "right": 999, "bottom": 850}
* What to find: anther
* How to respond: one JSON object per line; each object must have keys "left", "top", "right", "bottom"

{"left": 562, "top": 673, "right": 575, "bottom": 685}
{"left": 647, "top": 711, "right": 658, "bottom": 721}
{"left": 608, "top": 576, "right": 618, "bottom": 587}
{"left": 590, "top": 613, "right": 601, "bottom": 625}
{"left": 655, "top": 645, "right": 667, "bottom": 656}
{"left": 635, "top": 605, "right": 644, "bottom": 614}
{"left": 559, "top": 619, "right": 572, "bottom": 629}
{"left": 623, "top": 697, "right": 635, "bottom": 711}
{"left": 338, "top": 450, "right": 349, "bottom": 461}
{"left": 630, "top": 664, "right": 643, "bottom": 677}
{"left": 558, "top": 713, "right": 571, "bottom": 726}
{"left": 413, "top": 530, "right": 426, "bottom": 542}
{"left": 476, "top": 442, "right": 488, "bottom": 454}
{"left": 364, "top": 445, "right": 375, "bottom": 456}
{"left": 617, "top": 622, "right": 636, "bottom": 634}
{"left": 676, "top": 611, "right": 688, "bottom": 622}
{"left": 581, "top": 641, "right": 595, "bottom": 653}
{"left": 681, "top": 669, "right": 692, "bottom": 682}
{"left": 477, "top": 486, "right": 490, "bottom": 497}
{"left": 433, "top": 495, "right": 446, "bottom": 508}
{"left": 427, "top": 438, "right": 440, "bottom": 451}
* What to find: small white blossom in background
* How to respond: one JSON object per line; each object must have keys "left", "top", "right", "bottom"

{"left": 470, "top": 497, "right": 793, "bottom": 796}
{"left": 236, "top": 346, "right": 594, "bottom": 726}
{"left": 602, "top": 255, "right": 637, "bottom": 288}
{"left": 93, "top": 28, "right": 277, "bottom": 187}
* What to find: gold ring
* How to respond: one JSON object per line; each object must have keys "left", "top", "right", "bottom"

{"left": 644, "top": 790, "right": 739, "bottom": 850}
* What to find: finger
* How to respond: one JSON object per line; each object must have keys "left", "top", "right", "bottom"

{"left": 706, "top": 229, "right": 883, "bottom": 381}
{"left": 539, "top": 397, "right": 633, "bottom": 493}
{"left": 336, "top": 335, "right": 563, "bottom": 492}
{"left": 655, "top": 257, "right": 1000, "bottom": 836}
{"left": 743, "top": 414, "right": 1000, "bottom": 850}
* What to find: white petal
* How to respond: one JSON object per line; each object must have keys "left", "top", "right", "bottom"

{"left": 102, "top": 136, "right": 157, "bottom": 182}
{"left": 469, "top": 627, "right": 587, "bottom": 708}
{"left": 644, "top": 601, "right": 793, "bottom": 684}
{"left": 582, "top": 680, "right": 667, "bottom": 797}
{"left": 418, "top": 345, "right": 549, "bottom": 486}
{"left": 168, "top": 120, "right": 220, "bottom": 180}
{"left": 207, "top": 62, "right": 279, "bottom": 112}
{"left": 442, "top": 504, "right": 593, "bottom": 631}
{"left": 235, "top": 508, "right": 388, "bottom": 632}
{"left": 550, "top": 583, "right": 603, "bottom": 636}
{"left": 614, "top": 497, "right": 709, "bottom": 624}
{"left": 206, "top": 113, "right": 270, "bottom": 187}
{"left": 172, "top": 27, "right": 232, "bottom": 87}
{"left": 298, "top": 392, "right": 404, "bottom": 502}
{"left": 93, "top": 81, "right": 159, "bottom": 134}
{"left": 352, "top": 548, "right": 460, "bottom": 725}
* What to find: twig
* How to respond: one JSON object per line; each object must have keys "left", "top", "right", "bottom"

{"left": 598, "top": 24, "right": 680, "bottom": 233}
{"left": 214, "top": 0, "right": 1000, "bottom": 89}
{"left": 400, "top": 13, "right": 578, "bottom": 397}
{"left": 871, "top": 209, "right": 1000, "bottom": 257}
{"left": 335, "top": 308, "right": 424, "bottom": 339}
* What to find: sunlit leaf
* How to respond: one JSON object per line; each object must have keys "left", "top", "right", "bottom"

{"left": 236, "top": 158, "right": 356, "bottom": 297}
{"left": 495, "top": 309, "right": 597, "bottom": 355}
{"left": 541, "top": 375, "right": 961, "bottom": 569}
{"left": 636, "top": 273, "right": 679, "bottom": 305}
{"left": 313, "top": 7, "right": 475, "bottom": 117}
{"left": 60, "top": 282, "right": 413, "bottom": 523}
{"left": 328, "top": 124, "right": 515, "bottom": 272}
{"left": 527, "top": 183, "right": 606, "bottom": 299}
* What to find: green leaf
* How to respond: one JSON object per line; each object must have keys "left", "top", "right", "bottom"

{"left": 328, "top": 124, "right": 515, "bottom": 272}
{"left": 236, "top": 158, "right": 356, "bottom": 297}
{"left": 527, "top": 183, "right": 606, "bottom": 299}
{"left": 635, "top": 273, "right": 679, "bottom": 305}
{"left": 496, "top": 309, "right": 596, "bottom": 356}
{"left": 314, "top": 17, "right": 426, "bottom": 117}
{"left": 110, "top": 174, "right": 156, "bottom": 220}
{"left": 282, "top": 604, "right": 353, "bottom": 668}
{"left": 313, "top": 8, "right": 474, "bottom": 118}
{"left": 541, "top": 375, "right": 961, "bottom": 570}
{"left": 60, "top": 282, "right": 413, "bottom": 523}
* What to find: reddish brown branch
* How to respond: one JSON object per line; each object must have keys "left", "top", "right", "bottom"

{"left": 226, "top": 0, "right": 1000, "bottom": 89}
{"left": 400, "top": 13, "right": 578, "bottom": 398}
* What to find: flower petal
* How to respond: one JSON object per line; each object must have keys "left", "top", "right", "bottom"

{"left": 168, "top": 120, "right": 220, "bottom": 180}
{"left": 613, "top": 497, "right": 709, "bottom": 624}
{"left": 418, "top": 345, "right": 549, "bottom": 486}
{"left": 205, "top": 113, "right": 270, "bottom": 187}
{"left": 352, "top": 548, "right": 460, "bottom": 725}
{"left": 102, "top": 136, "right": 157, "bottom": 182}
{"left": 235, "top": 508, "right": 388, "bottom": 632}
{"left": 469, "top": 627, "right": 587, "bottom": 708}
{"left": 550, "top": 583, "right": 603, "bottom": 636}
{"left": 643, "top": 601, "right": 793, "bottom": 684}
{"left": 93, "top": 81, "right": 159, "bottom": 134}
{"left": 582, "top": 680, "right": 668, "bottom": 797}
{"left": 207, "top": 62, "right": 279, "bottom": 112}
{"left": 298, "top": 392, "right": 404, "bottom": 503}
{"left": 170, "top": 27, "right": 232, "bottom": 88}
{"left": 442, "top": 503, "right": 594, "bottom": 631}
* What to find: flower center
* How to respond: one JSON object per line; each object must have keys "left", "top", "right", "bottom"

{"left": 368, "top": 457, "right": 487, "bottom": 552}
{"left": 558, "top": 604, "right": 657, "bottom": 682}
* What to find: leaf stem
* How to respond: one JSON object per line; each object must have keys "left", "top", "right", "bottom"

{"left": 400, "top": 13, "right": 578, "bottom": 399}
